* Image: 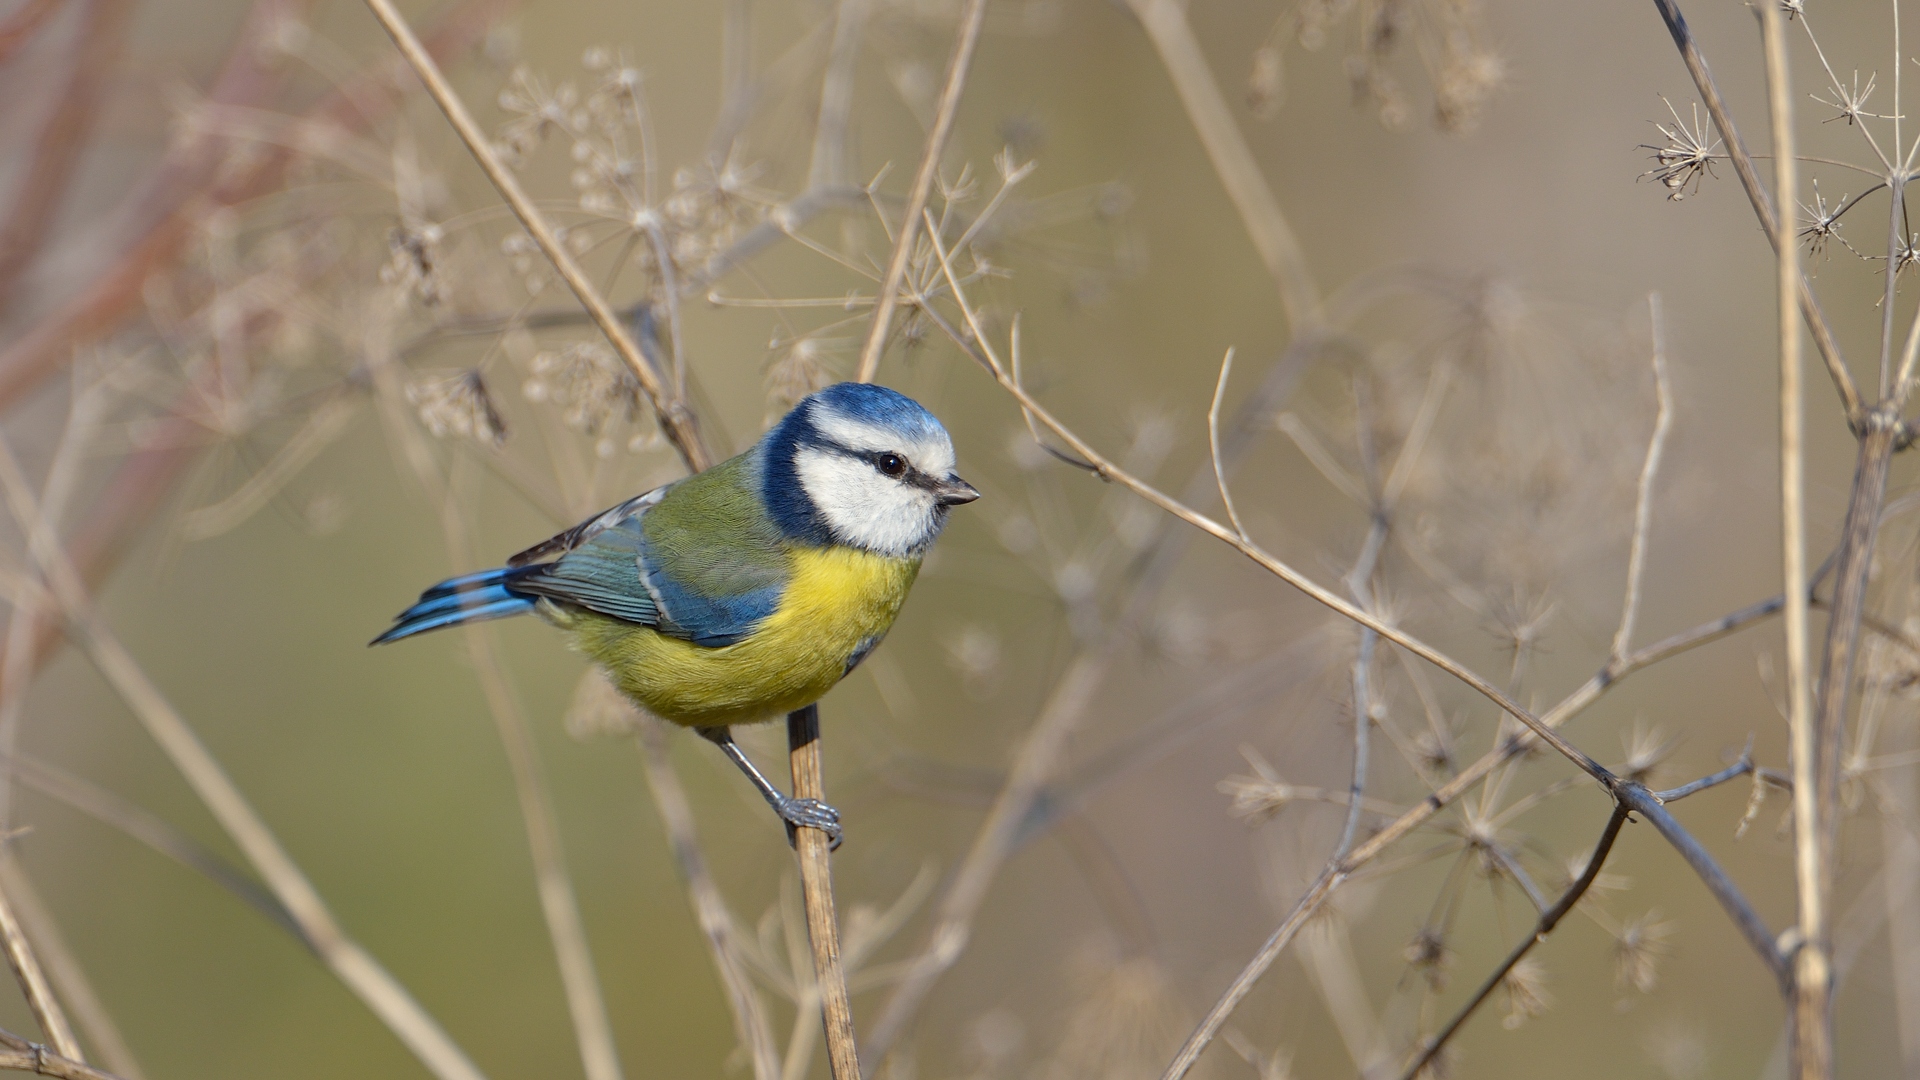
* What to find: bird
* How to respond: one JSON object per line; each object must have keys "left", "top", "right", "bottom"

{"left": 373, "top": 382, "right": 979, "bottom": 846}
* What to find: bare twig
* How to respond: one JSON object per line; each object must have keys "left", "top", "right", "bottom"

{"left": 359, "top": 0, "right": 711, "bottom": 471}
{"left": 636, "top": 722, "right": 780, "bottom": 1080}
{"left": 0, "top": 0, "right": 135, "bottom": 305}
{"left": 1757, "top": 6, "right": 1833, "bottom": 1070}
{"left": 2, "top": 751, "right": 293, "bottom": 933}
{"left": 852, "top": 0, "right": 988, "bottom": 383}
{"left": 914, "top": 240, "right": 1792, "bottom": 1075}
{"left": 1651, "top": 0, "right": 1863, "bottom": 426}
{"left": 0, "top": 0, "right": 66, "bottom": 64}
{"left": 1613, "top": 293, "right": 1673, "bottom": 662}
{"left": 807, "top": 0, "right": 866, "bottom": 191}
{"left": 786, "top": 705, "right": 859, "bottom": 1080}
{"left": 922, "top": 221, "right": 1613, "bottom": 784}
{"left": 1398, "top": 804, "right": 1632, "bottom": 1080}
{"left": 0, "top": 1020, "right": 124, "bottom": 1080}
{"left": 0, "top": 860, "right": 143, "bottom": 1079}
{"left": 1207, "top": 347, "right": 1249, "bottom": 540}
{"left": 0, "top": 879, "right": 78, "bottom": 1059}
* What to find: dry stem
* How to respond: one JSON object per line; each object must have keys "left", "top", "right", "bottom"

{"left": 1758, "top": 2, "right": 1831, "bottom": 1074}
{"left": 0, "top": 1020, "right": 123, "bottom": 1080}
{"left": 0, "top": 0, "right": 66, "bottom": 63}
{"left": 0, "top": 0, "right": 134, "bottom": 305}
{"left": 359, "top": 0, "right": 712, "bottom": 472}
{"left": 852, "top": 0, "right": 988, "bottom": 383}
{"left": 0, "top": 879, "right": 77, "bottom": 1059}
{"left": 1651, "top": 0, "right": 1863, "bottom": 426}
{"left": 1613, "top": 293, "right": 1673, "bottom": 662}
{"left": 0, "top": 860, "right": 143, "bottom": 1079}
{"left": 786, "top": 706, "right": 859, "bottom": 1080}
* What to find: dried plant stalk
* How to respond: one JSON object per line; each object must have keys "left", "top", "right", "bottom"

{"left": 0, "top": 878, "right": 79, "bottom": 1059}
{"left": 852, "top": 0, "right": 988, "bottom": 383}
{"left": 786, "top": 706, "right": 859, "bottom": 1080}
{"left": 359, "top": 0, "right": 711, "bottom": 472}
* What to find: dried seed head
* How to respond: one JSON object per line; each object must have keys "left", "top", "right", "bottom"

{"left": 1613, "top": 911, "right": 1676, "bottom": 993}
{"left": 406, "top": 369, "right": 508, "bottom": 446}
{"left": 1404, "top": 925, "right": 1453, "bottom": 991}
{"left": 1248, "top": 45, "right": 1286, "bottom": 119}
{"left": 1500, "top": 957, "right": 1552, "bottom": 1028}
{"left": 766, "top": 337, "right": 836, "bottom": 409}
{"left": 945, "top": 624, "right": 1003, "bottom": 699}
{"left": 1218, "top": 746, "right": 1298, "bottom": 823}
{"left": 1639, "top": 98, "right": 1722, "bottom": 201}
{"left": 523, "top": 342, "right": 643, "bottom": 437}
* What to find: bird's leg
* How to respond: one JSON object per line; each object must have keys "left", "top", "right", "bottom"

{"left": 697, "top": 726, "right": 843, "bottom": 849}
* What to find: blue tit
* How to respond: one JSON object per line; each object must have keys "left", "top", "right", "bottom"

{"left": 373, "top": 382, "right": 979, "bottom": 843}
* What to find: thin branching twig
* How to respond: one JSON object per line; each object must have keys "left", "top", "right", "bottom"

{"left": 852, "top": 0, "right": 988, "bottom": 383}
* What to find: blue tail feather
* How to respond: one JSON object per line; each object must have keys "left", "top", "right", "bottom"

{"left": 371, "top": 568, "right": 539, "bottom": 645}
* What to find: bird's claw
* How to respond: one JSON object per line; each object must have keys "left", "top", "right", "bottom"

{"left": 776, "top": 796, "right": 843, "bottom": 851}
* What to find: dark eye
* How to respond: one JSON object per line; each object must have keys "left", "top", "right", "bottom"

{"left": 875, "top": 452, "right": 907, "bottom": 477}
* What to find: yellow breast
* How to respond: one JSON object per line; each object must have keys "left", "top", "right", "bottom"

{"left": 561, "top": 546, "right": 921, "bottom": 729}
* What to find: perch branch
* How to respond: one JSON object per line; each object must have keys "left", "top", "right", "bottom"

{"left": 786, "top": 705, "right": 859, "bottom": 1080}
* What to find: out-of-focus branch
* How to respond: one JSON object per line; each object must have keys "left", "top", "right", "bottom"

{"left": 0, "top": 0, "right": 507, "bottom": 704}
{"left": 1613, "top": 294, "right": 1673, "bottom": 663}
{"left": 0, "top": 1020, "right": 123, "bottom": 1080}
{"left": 0, "top": 0, "right": 135, "bottom": 306}
{"left": 1126, "top": 0, "right": 1321, "bottom": 332}
{"left": 0, "top": 436, "right": 490, "bottom": 1080}
{"left": 635, "top": 723, "right": 780, "bottom": 1080}
{"left": 894, "top": 238, "right": 1778, "bottom": 1074}
{"left": 922, "top": 220, "right": 1612, "bottom": 786}
{"left": 0, "top": 881, "right": 78, "bottom": 1059}
{"left": 852, "top": 0, "right": 987, "bottom": 384}
{"left": 808, "top": 0, "right": 866, "bottom": 192}
{"left": 360, "top": 0, "right": 710, "bottom": 472}
{"left": 0, "top": 0, "right": 507, "bottom": 412}
{"left": 0, "top": 860, "right": 144, "bottom": 1079}
{"left": 0, "top": 0, "right": 67, "bottom": 64}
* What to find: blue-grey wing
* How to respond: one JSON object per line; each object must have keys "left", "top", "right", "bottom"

{"left": 507, "top": 488, "right": 666, "bottom": 627}
{"left": 506, "top": 478, "right": 788, "bottom": 647}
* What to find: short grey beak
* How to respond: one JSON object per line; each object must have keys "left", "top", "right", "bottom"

{"left": 935, "top": 475, "right": 981, "bottom": 506}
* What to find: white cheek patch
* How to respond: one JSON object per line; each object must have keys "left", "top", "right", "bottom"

{"left": 794, "top": 447, "right": 938, "bottom": 556}
{"left": 810, "top": 409, "right": 956, "bottom": 477}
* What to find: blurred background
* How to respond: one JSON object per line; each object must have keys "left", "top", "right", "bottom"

{"left": 0, "top": 0, "right": 1913, "bottom": 1077}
